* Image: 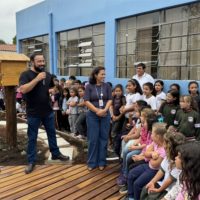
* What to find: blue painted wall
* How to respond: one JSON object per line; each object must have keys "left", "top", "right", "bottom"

{"left": 16, "top": 0, "right": 198, "bottom": 94}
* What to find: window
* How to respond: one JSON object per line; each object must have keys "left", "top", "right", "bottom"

{"left": 57, "top": 24, "right": 105, "bottom": 76}
{"left": 116, "top": 2, "right": 200, "bottom": 80}
{"left": 20, "top": 35, "right": 49, "bottom": 71}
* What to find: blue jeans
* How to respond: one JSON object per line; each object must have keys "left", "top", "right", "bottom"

{"left": 86, "top": 110, "right": 111, "bottom": 168}
{"left": 122, "top": 140, "right": 141, "bottom": 176}
{"left": 27, "top": 112, "right": 60, "bottom": 164}
{"left": 127, "top": 163, "right": 158, "bottom": 200}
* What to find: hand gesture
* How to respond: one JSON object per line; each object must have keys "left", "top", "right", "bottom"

{"left": 151, "top": 152, "right": 159, "bottom": 160}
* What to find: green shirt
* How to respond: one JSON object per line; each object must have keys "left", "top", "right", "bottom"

{"left": 174, "top": 109, "right": 200, "bottom": 139}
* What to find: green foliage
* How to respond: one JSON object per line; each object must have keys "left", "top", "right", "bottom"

{"left": 13, "top": 35, "right": 16, "bottom": 45}
{"left": 0, "top": 39, "right": 6, "bottom": 44}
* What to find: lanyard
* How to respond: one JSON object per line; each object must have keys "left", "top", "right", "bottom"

{"left": 95, "top": 86, "right": 103, "bottom": 100}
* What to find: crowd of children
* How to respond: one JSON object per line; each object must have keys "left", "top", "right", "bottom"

{"left": 1, "top": 74, "right": 200, "bottom": 199}
{"left": 110, "top": 80, "right": 200, "bottom": 200}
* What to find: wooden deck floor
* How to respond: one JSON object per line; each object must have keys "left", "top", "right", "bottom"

{"left": 0, "top": 163, "right": 125, "bottom": 200}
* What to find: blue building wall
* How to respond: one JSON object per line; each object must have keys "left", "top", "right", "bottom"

{"left": 16, "top": 0, "right": 198, "bottom": 94}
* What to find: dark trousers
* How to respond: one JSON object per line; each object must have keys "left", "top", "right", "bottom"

{"left": 75, "top": 112, "right": 87, "bottom": 136}
{"left": 114, "top": 118, "right": 131, "bottom": 157}
{"left": 86, "top": 110, "right": 110, "bottom": 168}
{"left": 27, "top": 112, "right": 60, "bottom": 164}
{"left": 60, "top": 113, "right": 70, "bottom": 131}
{"left": 127, "top": 163, "right": 158, "bottom": 200}
{"left": 140, "top": 183, "right": 167, "bottom": 200}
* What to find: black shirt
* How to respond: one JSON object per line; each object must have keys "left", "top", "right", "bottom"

{"left": 19, "top": 69, "right": 54, "bottom": 117}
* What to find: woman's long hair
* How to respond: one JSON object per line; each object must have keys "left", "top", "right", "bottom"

{"left": 178, "top": 142, "right": 200, "bottom": 200}
{"left": 89, "top": 66, "right": 105, "bottom": 84}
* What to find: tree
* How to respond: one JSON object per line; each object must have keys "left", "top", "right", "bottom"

{"left": 0, "top": 39, "right": 6, "bottom": 44}
{"left": 13, "top": 35, "right": 16, "bottom": 45}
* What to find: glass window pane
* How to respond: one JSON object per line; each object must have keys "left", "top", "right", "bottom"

{"left": 137, "top": 12, "right": 159, "bottom": 28}
{"left": 127, "top": 29, "right": 136, "bottom": 42}
{"left": 117, "top": 30, "right": 127, "bottom": 44}
{"left": 189, "top": 18, "right": 200, "bottom": 34}
{"left": 117, "top": 43, "right": 126, "bottom": 55}
{"left": 80, "top": 26, "right": 92, "bottom": 38}
{"left": 68, "top": 29, "right": 79, "bottom": 40}
{"left": 117, "top": 56, "right": 126, "bottom": 67}
{"left": 127, "top": 55, "right": 135, "bottom": 68}
{"left": 160, "top": 22, "right": 188, "bottom": 38}
{"left": 93, "top": 24, "right": 104, "bottom": 35}
{"left": 59, "top": 32, "right": 67, "bottom": 41}
{"left": 165, "top": 6, "right": 188, "bottom": 22}
{"left": 93, "top": 35, "right": 104, "bottom": 46}
{"left": 158, "top": 67, "right": 183, "bottom": 80}
{"left": 189, "top": 3, "right": 200, "bottom": 17}
{"left": 127, "top": 43, "right": 135, "bottom": 54}
{"left": 189, "top": 66, "right": 200, "bottom": 80}
{"left": 57, "top": 23, "right": 105, "bottom": 76}
{"left": 81, "top": 68, "right": 93, "bottom": 76}
{"left": 159, "top": 52, "right": 187, "bottom": 66}
{"left": 189, "top": 51, "right": 200, "bottom": 66}
{"left": 93, "top": 46, "right": 104, "bottom": 57}
{"left": 93, "top": 57, "right": 104, "bottom": 67}
{"left": 160, "top": 37, "right": 187, "bottom": 51}
{"left": 188, "top": 35, "right": 200, "bottom": 50}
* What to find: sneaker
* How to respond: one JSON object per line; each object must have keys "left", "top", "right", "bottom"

{"left": 117, "top": 174, "right": 127, "bottom": 187}
{"left": 106, "top": 151, "right": 119, "bottom": 161}
{"left": 119, "top": 185, "right": 128, "bottom": 194}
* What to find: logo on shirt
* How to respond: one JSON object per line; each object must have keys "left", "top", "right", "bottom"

{"left": 171, "top": 109, "right": 176, "bottom": 115}
{"left": 188, "top": 116, "right": 194, "bottom": 122}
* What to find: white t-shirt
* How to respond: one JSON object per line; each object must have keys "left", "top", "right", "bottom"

{"left": 156, "top": 91, "right": 166, "bottom": 111}
{"left": 125, "top": 92, "right": 142, "bottom": 118}
{"left": 158, "top": 157, "right": 181, "bottom": 191}
{"left": 143, "top": 95, "right": 157, "bottom": 110}
{"left": 132, "top": 73, "right": 154, "bottom": 88}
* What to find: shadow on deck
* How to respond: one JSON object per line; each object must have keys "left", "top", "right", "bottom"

{"left": 0, "top": 163, "right": 126, "bottom": 200}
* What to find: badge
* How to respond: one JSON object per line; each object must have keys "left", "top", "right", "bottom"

{"left": 188, "top": 116, "right": 194, "bottom": 122}
{"left": 99, "top": 99, "right": 104, "bottom": 107}
{"left": 171, "top": 109, "right": 176, "bottom": 115}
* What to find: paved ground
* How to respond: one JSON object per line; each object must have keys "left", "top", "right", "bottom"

{"left": 0, "top": 121, "right": 74, "bottom": 162}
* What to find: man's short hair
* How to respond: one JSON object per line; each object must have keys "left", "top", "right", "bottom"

{"left": 30, "top": 52, "right": 44, "bottom": 62}
{"left": 137, "top": 62, "right": 146, "bottom": 69}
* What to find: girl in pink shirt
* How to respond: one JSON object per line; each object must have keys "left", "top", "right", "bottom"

{"left": 126, "top": 122, "right": 167, "bottom": 200}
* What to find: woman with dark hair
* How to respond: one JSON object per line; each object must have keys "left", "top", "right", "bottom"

{"left": 84, "top": 66, "right": 112, "bottom": 171}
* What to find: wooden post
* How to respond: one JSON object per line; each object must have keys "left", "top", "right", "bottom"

{"left": 5, "top": 86, "right": 17, "bottom": 149}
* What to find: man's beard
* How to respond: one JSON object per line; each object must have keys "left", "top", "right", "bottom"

{"left": 34, "top": 65, "right": 45, "bottom": 72}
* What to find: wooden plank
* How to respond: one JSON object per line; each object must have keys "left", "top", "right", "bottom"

{"left": 92, "top": 185, "right": 122, "bottom": 200}
{"left": 48, "top": 164, "right": 120, "bottom": 200}
{"left": 106, "top": 191, "right": 126, "bottom": 200}
{"left": 62, "top": 173, "right": 119, "bottom": 200}
{"left": 0, "top": 165, "right": 24, "bottom": 174}
{"left": 20, "top": 164, "right": 119, "bottom": 200}
{"left": 2, "top": 165, "right": 88, "bottom": 200}
{"left": 0, "top": 165, "right": 55, "bottom": 185}
{"left": 33, "top": 167, "right": 103, "bottom": 200}
{"left": 0, "top": 164, "right": 71, "bottom": 194}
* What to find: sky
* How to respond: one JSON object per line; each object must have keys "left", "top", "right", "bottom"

{"left": 0, "top": 0, "right": 44, "bottom": 44}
